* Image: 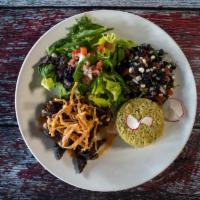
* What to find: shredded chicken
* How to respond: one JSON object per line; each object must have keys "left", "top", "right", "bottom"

{"left": 46, "top": 82, "right": 99, "bottom": 151}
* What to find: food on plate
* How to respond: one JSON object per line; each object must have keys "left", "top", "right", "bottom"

{"left": 37, "top": 16, "right": 135, "bottom": 104}
{"left": 117, "top": 44, "right": 176, "bottom": 105}
{"left": 126, "top": 115, "right": 153, "bottom": 130}
{"left": 116, "top": 98, "right": 164, "bottom": 147}
{"left": 42, "top": 82, "right": 115, "bottom": 173}
{"left": 35, "top": 15, "right": 181, "bottom": 172}
{"left": 163, "top": 98, "right": 184, "bottom": 122}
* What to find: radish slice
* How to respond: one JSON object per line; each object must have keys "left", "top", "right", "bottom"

{"left": 140, "top": 117, "right": 153, "bottom": 126}
{"left": 163, "top": 98, "right": 184, "bottom": 122}
{"left": 126, "top": 115, "right": 140, "bottom": 130}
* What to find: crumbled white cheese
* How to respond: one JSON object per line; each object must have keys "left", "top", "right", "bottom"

{"left": 140, "top": 84, "right": 146, "bottom": 88}
{"left": 141, "top": 58, "right": 147, "bottom": 65}
{"left": 134, "top": 56, "right": 139, "bottom": 60}
{"left": 78, "top": 54, "right": 85, "bottom": 63}
{"left": 160, "top": 86, "right": 166, "bottom": 94}
{"left": 129, "top": 67, "right": 134, "bottom": 73}
{"left": 87, "top": 71, "right": 93, "bottom": 80}
{"left": 151, "top": 55, "right": 156, "bottom": 60}
{"left": 149, "top": 87, "right": 154, "bottom": 91}
{"left": 139, "top": 67, "right": 145, "bottom": 73}
{"left": 132, "top": 79, "right": 138, "bottom": 84}
{"left": 135, "top": 75, "right": 141, "bottom": 81}
{"left": 83, "top": 65, "right": 93, "bottom": 80}
{"left": 167, "top": 64, "right": 172, "bottom": 68}
{"left": 149, "top": 50, "right": 154, "bottom": 54}
{"left": 51, "top": 53, "right": 57, "bottom": 57}
{"left": 156, "top": 77, "right": 160, "bottom": 80}
{"left": 162, "top": 54, "right": 172, "bottom": 62}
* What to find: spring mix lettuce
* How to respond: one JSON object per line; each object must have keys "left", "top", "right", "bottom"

{"left": 37, "top": 16, "right": 136, "bottom": 108}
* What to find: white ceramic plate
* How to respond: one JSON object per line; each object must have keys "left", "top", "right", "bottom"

{"left": 15, "top": 10, "right": 197, "bottom": 191}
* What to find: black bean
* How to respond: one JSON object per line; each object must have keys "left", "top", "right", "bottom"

{"left": 146, "top": 44, "right": 152, "bottom": 50}
{"left": 63, "top": 79, "right": 72, "bottom": 89}
{"left": 117, "top": 44, "right": 176, "bottom": 104}
{"left": 158, "top": 49, "right": 164, "bottom": 56}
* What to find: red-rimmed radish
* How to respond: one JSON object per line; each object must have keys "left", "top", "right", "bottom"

{"left": 163, "top": 98, "right": 184, "bottom": 122}
{"left": 126, "top": 115, "right": 140, "bottom": 130}
{"left": 140, "top": 117, "right": 153, "bottom": 126}
{"left": 126, "top": 115, "right": 153, "bottom": 130}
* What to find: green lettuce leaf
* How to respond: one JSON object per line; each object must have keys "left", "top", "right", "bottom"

{"left": 51, "top": 82, "right": 69, "bottom": 98}
{"left": 89, "top": 95, "right": 111, "bottom": 107}
{"left": 41, "top": 77, "right": 54, "bottom": 90}
{"left": 105, "top": 79, "right": 121, "bottom": 101}
{"left": 73, "top": 60, "right": 85, "bottom": 82}
{"left": 117, "top": 39, "right": 137, "bottom": 48}
{"left": 38, "top": 64, "right": 55, "bottom": 78}
{"left": 47, "top": 38, "right": 68, "bottom": 56}
{"left": 89, "top": 73, "right": 124, "bottom": 107}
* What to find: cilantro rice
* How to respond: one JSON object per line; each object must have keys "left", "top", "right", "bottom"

{"left": 116, "top": 98, "right": 164, "bottom": 147}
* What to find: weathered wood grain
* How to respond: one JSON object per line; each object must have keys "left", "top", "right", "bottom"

{"left": 0, "top": 8, "right": 200, "bottom": 198}
{"left": 0, "top": 126, "right": 200, "bottom": 199}
{"left": 1, "top": 0, "right": 200, "bottom": 8}
{"left": 0, "top": 9, "right": 199, "bottom": 126}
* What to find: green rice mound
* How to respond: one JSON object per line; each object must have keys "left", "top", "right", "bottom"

{"left": 116, "top": 98, "right": 164, "bottom": 148}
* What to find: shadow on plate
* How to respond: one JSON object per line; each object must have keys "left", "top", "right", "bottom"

{"left": 28, "top": 93, "right": 55, "bottom": 152}
{"left": 112, "top": 135, "right": 131, "bottom": 149}
{"left": 29, "top": 57, "right": 46, "bottom": 92}
{"left": 28, "top": 62, "right": 56, "bottom": 152}
{"left": 28, "top": 60, "right": 131, "bottom": 171}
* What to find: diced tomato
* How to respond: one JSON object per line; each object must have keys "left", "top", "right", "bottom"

{"left": 92, "top": 60, "right": 103, "bottom": 76}
{"left": 97, "top": 44, "right": 105, "bottom": 53}
{"left": 164, "top": 75, "right": 170, "bottom": 82}
{"left": 104, "top": 42, "right": 113, "bottom": 50}
{"left": 90, "top": 51, "right": 95, "bottom": 56}
{"left": 96, "top": 60, "right": 103, "bottom": 71}
{"left": 122, "top": 68, "right": 129, "bottom": 76}
{"left": 165, "top": 68, "right": 170, "bottom": 75}
{"left": 167, "top": 88, "right": 174, "bottom": 96}
{"left": 124, "top": 48, "right": 130, "bottom": 56}
{"left": 80, "top": 47, "right": 87, "bottom": 56}
{"left": 71, "top": 49, "right": 80, "bottom": 58}
{"left": 155, "top": 95, "right": 164, "bottom": 105}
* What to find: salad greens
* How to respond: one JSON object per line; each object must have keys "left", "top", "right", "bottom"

{"left": 37, "top": 16, "right": 137, "bottom": 107}
{"left": 38, "top": 63, "right": 68, "bottom": 98}
{"left": 47, "top": 16, "right": 112, "bottom": 58}
{"left": 89, "top": 73, "right": 125, "bottom": 107}
{"left": 73, "top": 59, "right": 85, "bottom": 82}
{"left": 38, "top": 64, "right": 55, "bottom": 78}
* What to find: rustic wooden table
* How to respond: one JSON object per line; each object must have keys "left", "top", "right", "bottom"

{"left": 0, "top": 1, "right": 200, "bottom": 199}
